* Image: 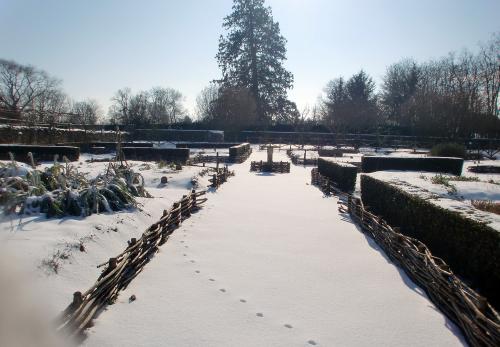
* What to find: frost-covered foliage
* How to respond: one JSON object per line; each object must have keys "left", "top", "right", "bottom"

{"left": 0, "top": 154, "right": 150, "bottom": 218}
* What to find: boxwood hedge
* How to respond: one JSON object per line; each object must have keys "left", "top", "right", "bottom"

{"left": 229, "top": 143, "right": 250, "bottom": 158}
{"left": 361, "top": 174, "right": 500, "bottom": 309}
{"left": 362, "top": 156, "right": 463, "bottom": 175}
{"left": 122, "top": 147, "right": 189, "bottom": 163}
{"left": 0, "top": 144, "right": 80, "bottom": 163}
{"left": 317, "top": 158, "right": 357, "bottom": 192}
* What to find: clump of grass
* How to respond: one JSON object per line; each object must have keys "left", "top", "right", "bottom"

{"left": 40, "top": 249, "right": 70, "bottom": 274}
{"left": 472, "top": 200, "right": 500, "bottom": 215}
{"left": 449, "top": 176, "right": 479, "bottom": 182}
{"left": 157, "top": 160, "right": 168, "bottom": 169}
{"left": 431, "top": 174, "right": 457, "bottom": 194}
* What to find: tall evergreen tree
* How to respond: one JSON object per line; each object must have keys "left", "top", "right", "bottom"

{"left": 216, "top": 0, "right": 294, "bottom": 125}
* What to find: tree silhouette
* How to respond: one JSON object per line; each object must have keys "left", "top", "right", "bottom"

{"left": 216, "top": 0, "right": 294, "bottom": 125}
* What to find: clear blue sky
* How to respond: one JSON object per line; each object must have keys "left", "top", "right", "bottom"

{"left": 1, "top": 0, "right": 498, "bottom": 117}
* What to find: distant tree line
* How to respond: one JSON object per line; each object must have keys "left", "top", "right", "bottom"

{"left": 108, "top": 87, "right": 191, "bottom": 127}
{"left": 0, "top": 59, "right": 103, "bottom": 125}
{"left": 320, "top": 33, "right": 500, "bottom": 137}
{"left": 2, "top": 0, "right": 498, "bottom": 140}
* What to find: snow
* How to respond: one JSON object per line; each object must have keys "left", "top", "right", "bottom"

{"left": 0, "top": 152, "right": 212, "bottom": 333}
{"left": 73, "top": 148, "right": 464, "bottom": 346}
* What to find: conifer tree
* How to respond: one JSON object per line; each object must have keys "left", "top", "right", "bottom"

{"left": 216, "top": 0, "right": 294, "bottom": 124}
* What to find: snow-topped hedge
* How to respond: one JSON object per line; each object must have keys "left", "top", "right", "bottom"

{"left": 318, "top": 158, "right": 357, "bottom": 192}
{"left": 361, "top": 156, "right": 463, "bottom": 175}
{"left": 360, "top": 174, "right": 500, "bottom": 310}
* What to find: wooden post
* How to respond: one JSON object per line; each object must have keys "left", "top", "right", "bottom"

{"left": 71, "top": 291, "right": 83, "bottom": 311}
{"left": 172, "top": 202, "right": 180, "bottom": 226}
{"left": 267, "top": 146, "right": 273, "bottom": 164}
{"left": 182, "top": 195, "right": 190, "bottom": 217}
{"left": 212, "top": 174, "right": 217, "bottom": 188}
{"left": 191, "top": 189, "right": 197, "bottom": 210}
{"left": 216, "top": 152, "right": 219, "bottom": 171}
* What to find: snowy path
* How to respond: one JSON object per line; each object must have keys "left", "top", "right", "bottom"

{"left": 84, "top": 149, "right": 465, "bottom": 347}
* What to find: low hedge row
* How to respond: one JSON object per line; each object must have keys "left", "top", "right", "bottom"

{"left": 360, "top": 175, "right": 500, "bottom": 309}
{"left": 176, "top": 142, "right": 239, "bottom": 149}
{"left": 57, "top": 142, "right": 153, "bottom": 152}
{"left": 317, "top": 158, "right": 357, "bottom": 192}
{"left": 229, "top": 143, "right": 251, "bottom": 158}
{"left": 0, "top": 144, "right": 80, "bottom": 163}
{"left": 362, "top": 156, "right": 463, "bottom": 175}
{"left": 318, "top": 148, "right": 343, "bottom": 157}
{"left": 121, "top": 147, "right": 189, "bottom": 163}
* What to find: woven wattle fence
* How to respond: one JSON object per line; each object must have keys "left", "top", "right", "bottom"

{"left": 311, "top": 168, "right": 500, "bottom": 347}
{"left": 209, "top": 167, "right": 234, "bottom": 188}
{"left": 57, "top": 189, "right": 209, "bottom": 338}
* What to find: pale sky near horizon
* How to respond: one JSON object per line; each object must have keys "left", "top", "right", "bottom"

{"left": 1, "top": 0, "right": 499, "bottom": 118}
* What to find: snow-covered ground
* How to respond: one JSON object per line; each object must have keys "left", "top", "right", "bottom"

{"left": 68, "top": 149, "right": 464, "bottom": 346}
{"left": 0, "top": 152, "right": 211, "bottom": 344}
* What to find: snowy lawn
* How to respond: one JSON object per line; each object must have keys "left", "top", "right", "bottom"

{"left": 81, "top": 148, "right": 465, "bottom": 347}
{"left": 0, "top": 153, "right": 210, "bottom": 324}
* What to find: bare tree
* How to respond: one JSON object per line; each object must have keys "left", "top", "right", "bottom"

{"left": 478, "top": 33, "right": 500, "bottom": 118}
{"left": 108, "top": 87, "right": 186, "bottom": 126}
{"left": 195, "top": 84, "right": 219, "bottom": 122}
{"left": 0, "top": 59, "right": 62, "bottom": 120}
{"left": 108, "top": 88, "right": 132, "bottom": 125}
{"left": 72, "top": 99, "right": 103, "bottom": 125}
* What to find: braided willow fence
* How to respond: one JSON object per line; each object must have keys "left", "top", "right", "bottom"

{"left": 250, "top": 160, "right": 290, "bottom": 173}
{"left": 311, "top": 168, "right": 500, "bottom": 347}
{"left": 57, "top": 189, "right": 209, "bottom": 338}
{"left": 286, "top": 149, "right": 318, "bottom": 165}
{"left": 209, "top": 166, "right": 234, "bottom": 188}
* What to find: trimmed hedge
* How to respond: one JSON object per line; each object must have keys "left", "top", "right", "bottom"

{"left": 122, "top": 147, "right": 189, "bottom": 163}
{"left": 431, "top": 142, "right": 466, "bottom": 159}
{"left": 361, "top": 175, "right": 500, "bottom": 309}
{"left": 132, "top": 129, "right": 223, "bottom": 142}
{"left": 57, "top": 142, "right": 153, "bottom": 152}
{"left": 317, "top": 158, "right": 357, "bottom": 192}
{"left": 362, "top": 156, "right": 463, "bottom": 175}
{"left": 0, "top": 144, "right": 80, "bottom": 163}
{"left": 229, "top": 143, "right": 250, "bottom": 158}
{"left": 176, "top": 142, "right": 239, "bottom": 149}
{"left": 318, "top": 148, "right": 343, "bottom": 157}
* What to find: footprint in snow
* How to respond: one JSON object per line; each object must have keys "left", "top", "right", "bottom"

{"left": 307, "top": 340, "right": 317, "bottom": 345}
{"left": 219, "top": 288, "right": 226, "bottom": 293}
{"left": 190, "top": 260, "right": 195, "bottom": 263}
{"left": 284, "top": 324, "right": 293, "bottom": 329}
{"left": 209, "top": 278, "right": 215, "bottom": 282}
{"left": 184, "top": 245, "right": 188, "bottom": 248}
{"left": 256, "top": 313, "right": 264, "bottom": 317}
{"left": 239, "top": 299, "right": 246, "bottom": 303}
{"left": 195, "top": 270, "right": 200, "bottom": 274}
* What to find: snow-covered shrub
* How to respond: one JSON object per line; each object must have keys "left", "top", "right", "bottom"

{"left": 0, "top": 157, "right": 150, "bottom": 218}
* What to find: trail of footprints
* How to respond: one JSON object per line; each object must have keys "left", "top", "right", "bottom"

{"left": 180, "top": 233, "right": 319, "bottom": 346}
